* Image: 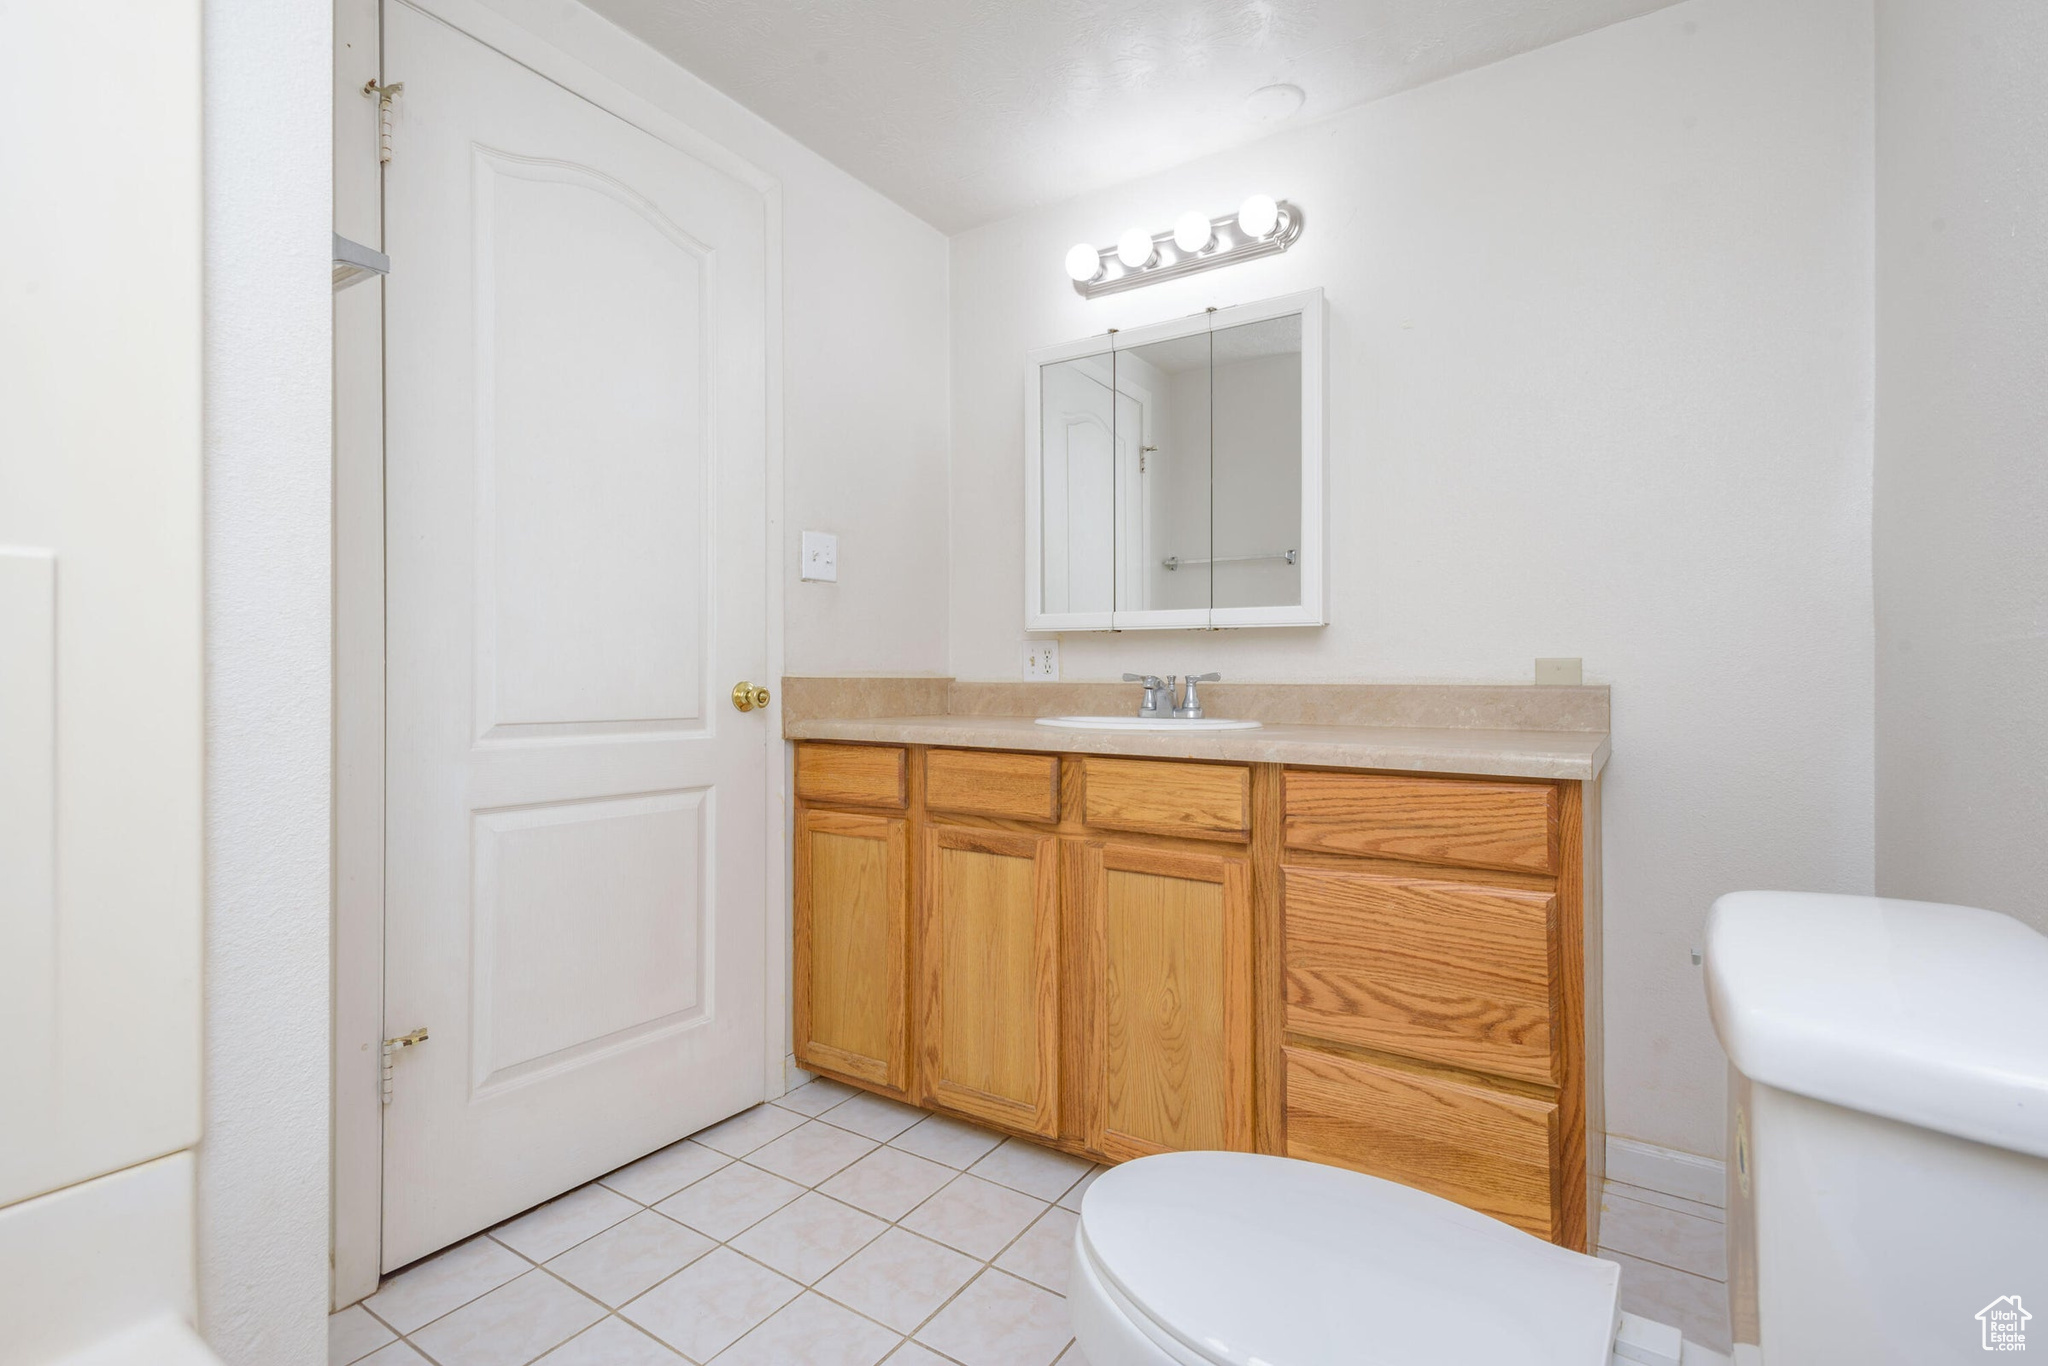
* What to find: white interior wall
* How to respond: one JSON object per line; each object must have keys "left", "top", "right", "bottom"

{"left": 200, "top": 0, "right": 333, "bottom": 1361}
{"left": 949, "top": 0, "right": 1878, "bottom": 1160}
{"left": 459, "top": 0, "right": 952, "bottom": 679}
{"left": 1872, "top": 1, "right": 2048, "bottom": 934}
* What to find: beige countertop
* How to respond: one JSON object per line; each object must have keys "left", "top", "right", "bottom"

{"left": 784, "top": 712, "right": 1609, "bottom": 781}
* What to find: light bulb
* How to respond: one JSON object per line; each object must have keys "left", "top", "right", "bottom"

{"left": 1237, "top": 193, "right": 1280, "bottom": 239}
{"left": 1064, "top": 242, "right": 1102, "bottom": 283}
{"left": 1116, "top": 227, "right": 1157, "bottom": 270}
{"left": 1173, "top": 211, "right": 1214, "bottom": 253}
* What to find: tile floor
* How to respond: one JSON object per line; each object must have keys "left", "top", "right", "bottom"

{"left": 331, "top": 1079, "right": 1101, "bottom": 1366}
{"left": 334, "top": 1079, "right": 1736, "bottom": 1365}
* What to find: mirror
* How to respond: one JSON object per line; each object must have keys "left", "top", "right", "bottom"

{"left": 1026, "top": 288, "right": 1323, "bottom": 630}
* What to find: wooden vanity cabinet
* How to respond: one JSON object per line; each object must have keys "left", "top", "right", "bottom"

{"left": 1075, "top": 838, "right": 1255, "bottom": 1160}
{"left": 917, "top": 824, "right": 1060, "bottom": 1135}
{"left": 791, "top": 741, "right": 1601, "bottom": 1253}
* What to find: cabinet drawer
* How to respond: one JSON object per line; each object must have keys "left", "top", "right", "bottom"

{"left": 926, "top": 748, "right": 1060, "bottom": 823}
{"left": 1285, "top": 868, "right": 1556, "bottom": 1084}
{"left": 1285, "top": 771, "right": 1558, "bottom": 874}
{"left": 1285, "top": 1046, "right": 1556, "bottom": 1239}
{"left": 796, "top": 743, "right": 906, "bottom": 809}
{"left": 1083, "top": 758, "right": 1249, "bottom": 840}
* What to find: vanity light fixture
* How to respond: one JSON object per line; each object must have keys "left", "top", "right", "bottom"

{"left": 1063, "top": 194, "right": 1303, "bottom": 298}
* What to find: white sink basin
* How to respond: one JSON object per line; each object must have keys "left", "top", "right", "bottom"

{"left": 1034, "top": 715, "right": 1262, "bottom": 732}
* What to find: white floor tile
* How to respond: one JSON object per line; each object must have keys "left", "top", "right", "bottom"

{"left": 712, "top": 1291, "right": 901, "bottom": 1366}
{"left": 1055, "top": 1166, "right": 1105, "bottom": 1214}
{"left": 817, "top": 1227, "right": 981, "bottom": 1335}
{"left": 969, "top": 1139, "right": 1094, "bottom": 1202}
{"left": 622, "top": 1246, "right": 802, "bottom": 1363}
{"left": 1605, "top": 1248, "right": 1732, "bottom": 1353}
{"left": 545, "top": 1209, "right": 715, "bottom": 1307}
{"left": 600, "top": 1140, "right": 730, "bottom": 1206}
{"left": 1600, "top": 1189, "right": 1727, "bottom": 1281}
{"left": 363, "top": 1236, "right": 530, "bottom": 1335}
{"left": 329, "top": 1305, "right": 396, "bottom": 1366}
{"left": 889, "top": 1114, "right": 1004, "bottom": 1169}
{"left": 822, "top": 1146, "right": 958, "bottom": 1222}
{"left": 693, "top": 1103, "right": 808, "bottom": 1157}
{"left": 357, "top": 1344, "right": 432, "bottom": 1366}
{"left": 774, "top": 1078, "right": 861, "bottom": 1116}
{"left": 994, "top": 1207, "right": 1078, "bottom": 1295}
{"left": 884, "top": 1346, "right": 957, "bottom": 1366}
{"left": 822, "top": 1092, "right": 929, "bottom": 1142}
{"left": 901, "top": 1174, "right": 1048, "bottom": 1262}
{"left": 491, "top": 1183, "right": 639, "bottom": 1263}
{"left": 731, "top": 1191, "right": 890, "bottom": 1283}
{"left": 747, "top": 1119, "right": 879, "bottom": 1186}
{"left": 1056, "top": 1342, "right": 1094, "bottom": 1365}
{"left": 915, "top": 1268, "right": 1072, "bottom": 1366}
{"left": 408, "top": 1269, "right": 606, "bottom": 1366}
{"left": 534, "top": 1315, "right": 685, "bottom": 1364}
{"left": 654, "top": 1161, "right": 805, "bottom": 1241}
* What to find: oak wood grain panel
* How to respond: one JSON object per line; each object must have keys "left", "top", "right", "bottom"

{"left": 1285, "top": 1046, "right": 1557, "bottom": 1238}
{"left": 1553, "top": 779, "right": 1592, "bottom": 1253}
{"left": 1082, "top": 841, "right": 1254, "bottom": 1161}
{"left": 794, "top": 808, "right": 908, "bottom": 1092}
{"left": 1250, "top": 765, "right": 1287, "bottom": 1155}
{"left": 1083, "top": 758, "right": 1250, "bottom": 840}
{"left": 925, "top": 748, "right": 1060, "bottom": 823}
{"left": 796, "top": 742, "right": 907, "bottom": 809}
{"left": 1285, "top": 771, "right": 1559, "bottom": 874}
{"left": 1284, "top": 868, "right": 1557, "bottom": 1084}
{"left": 918, "top": 825, "right": 1060, "bottom": 1136}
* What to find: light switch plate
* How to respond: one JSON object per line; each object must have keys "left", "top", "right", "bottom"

{"left": 1022, "top": 639, "right": 1060, "bottom": 681}
{"left": 800, "top": 530, "right": 837, "bottom": 582}
{"left": 1535, "top": 657, "right": 1583, "bottom": 686}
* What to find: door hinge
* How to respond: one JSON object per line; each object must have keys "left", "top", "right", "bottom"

{"left": 381, "top": 1026, "right": 428, "bottom": 1104}
{"left": 362, "top": 80, "right": 404, "bottom": 164}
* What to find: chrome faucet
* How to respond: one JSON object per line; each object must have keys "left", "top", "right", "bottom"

{"left": 1175, "top": 672, "right": 1222, "bottom": 719}
{"left": 1122, "top": 673, "right": 1176, "bottom": 719}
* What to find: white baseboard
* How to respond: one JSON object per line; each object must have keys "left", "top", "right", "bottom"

{"left": 782, "top": 1054, "right": 817, "bottom": 1095}
{"left": 1605, "top": 1136, "right": 1726, "bottom": 1209}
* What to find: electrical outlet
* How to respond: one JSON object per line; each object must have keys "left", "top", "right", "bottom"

{"left": 800, "top": 530, "right": 837, "bottom": 582}
{"left": 1535, "top": 657, "right": 1583, "bottom": 686}
{"left": 1022, "top": 639, "right": 1060, "bottom": 681}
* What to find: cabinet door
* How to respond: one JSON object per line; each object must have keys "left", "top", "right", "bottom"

{"left": 918, "top": 826, "right": 1061, "bottom": 1136}
{"left": 794, "top": 808, "right": 910, "bottom": 1093}
{"left": 1079, "top": 842, "right": 1254, "bottom": 1160}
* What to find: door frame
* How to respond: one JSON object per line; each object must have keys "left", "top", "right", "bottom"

{"left": 332, "top": 0, "right": 788, "bottom": 1306}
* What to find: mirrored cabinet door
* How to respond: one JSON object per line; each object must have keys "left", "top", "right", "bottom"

{"left": 1111, "top": 329, "right": 1210, "bottom": 628}
{"left": 1208, "top": 310, "right": 1303, "bottom": 614}
{"left": 1027, "top": 287, "right": 1323, "bottom": 632}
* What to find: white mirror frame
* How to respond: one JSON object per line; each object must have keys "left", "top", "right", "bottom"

{"left": 1023, "top": 287, "right": 1326, "bottom": 632}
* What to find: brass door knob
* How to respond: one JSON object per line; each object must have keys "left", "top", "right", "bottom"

{"left": 731, "top": 681, "right": 771, "bottom": 712}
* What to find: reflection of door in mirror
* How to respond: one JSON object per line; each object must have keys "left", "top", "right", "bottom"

{"left": 1040, "top": 355, "right": 1145, "bottom": 615}
{"left": 1209, "top": 313, "right": 1303, "bottom": 610}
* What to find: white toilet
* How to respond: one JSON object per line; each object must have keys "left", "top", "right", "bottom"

{"left": 1070, "top": 892, "right": 2048, "bottom": 1365}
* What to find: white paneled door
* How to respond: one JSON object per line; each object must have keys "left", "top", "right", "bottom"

{"left": 381, "top": 3, "right": 771, "bottom": 1269}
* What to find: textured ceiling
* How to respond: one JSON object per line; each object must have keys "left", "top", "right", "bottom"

{"left": 583, "top": 0, "right": 1683, "bottom": 232}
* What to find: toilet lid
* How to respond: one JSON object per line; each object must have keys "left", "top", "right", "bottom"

{"left": 1079, "top": 1151, "right": 1620, "bottom": 1366}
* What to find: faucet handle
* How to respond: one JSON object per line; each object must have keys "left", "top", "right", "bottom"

{"left": 1122, "top": 672, "right": 1165, "bottom": 688}
{"left": 1175, "top": 672, "right": 1220, "bottom": 719}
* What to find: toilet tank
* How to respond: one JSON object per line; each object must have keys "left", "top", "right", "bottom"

{"left": 1705, "top": 892, "right": 2048, "bottom": 1366}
